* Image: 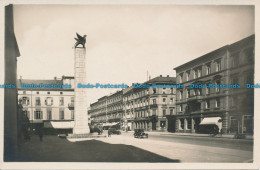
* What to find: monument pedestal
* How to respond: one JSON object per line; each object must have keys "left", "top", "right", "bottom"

{"left": 72, "top": 47, "right": 90, "bottom": 135}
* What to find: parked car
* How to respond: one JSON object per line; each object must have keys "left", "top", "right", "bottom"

{"left": 108, "top": 128, "right": 121, "bottom": 135}
{"left": 134, "top": 129, "right": 148, "bottom": 138}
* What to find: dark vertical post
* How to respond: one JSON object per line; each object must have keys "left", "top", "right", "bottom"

{"left": 4, "top": 4, "right": 21, "bottom": 161}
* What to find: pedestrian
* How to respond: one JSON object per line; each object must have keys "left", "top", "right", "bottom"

{"left": 39, "top": 127, "right": 43, "bottom": 142}
{"left": 108, "top": 130, "right": 111, "bottom": 137}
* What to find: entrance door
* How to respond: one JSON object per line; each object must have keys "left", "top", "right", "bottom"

{"left": 230, "top": 117, "right": 238, "bottom": 133}
{"left": 167, "top": 118, "right": 176, "bottom": 132}
{"left": 243, "top": 115, "right": 253, "bottom": 134}
{"left": 152, "top": 122, "right": 156, "bottom": 130}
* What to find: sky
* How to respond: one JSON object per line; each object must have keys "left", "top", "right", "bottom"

{"left": 13, "top": 5, "right": 254, "bottom": 105}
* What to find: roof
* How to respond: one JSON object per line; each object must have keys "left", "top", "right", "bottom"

{"left": 174, "top": 34, "right": 255, "bottom": 71}
{"left": 144, "top": 76, "right": 176, "bottom": 85}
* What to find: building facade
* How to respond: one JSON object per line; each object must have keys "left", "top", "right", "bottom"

{"left": 174, "top": 35, "right": 254, "bottom": 134}
{"left": 17, "top": 76, "right": 75, "bottom": 134}
{"left": 89, "top": 75, "right": 176, "bottom": 132}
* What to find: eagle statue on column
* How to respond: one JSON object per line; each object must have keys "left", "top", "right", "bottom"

{"left": 74, "top": 33, "right": 87, "bottom": 48}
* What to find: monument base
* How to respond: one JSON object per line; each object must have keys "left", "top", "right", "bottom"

{"left": 67, "top": 133, "right": 107, "bottom": 139}
{"left": 73, "top": 126, "right": 90, "bottom": 135}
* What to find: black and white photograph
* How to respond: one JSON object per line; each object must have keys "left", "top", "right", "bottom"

{"left": 0, "top": 0, "right": 259, "bottom": 169}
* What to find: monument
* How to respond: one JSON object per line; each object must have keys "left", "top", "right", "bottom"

{"left": 72, "top": 33, "right": 90, "bottom": 135}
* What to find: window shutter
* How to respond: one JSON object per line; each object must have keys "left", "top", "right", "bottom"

{"left": 34, "top": 111, "right": 36, "bottom": 119}
{"left": 41, "top": 111, "right": 43, "bottom": 119}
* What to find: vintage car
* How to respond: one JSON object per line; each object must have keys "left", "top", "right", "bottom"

{"left": 134, "top": 129, "right": 148, "bottom": 138}
{"left": 108, "top": 128, "right": 121, "bottom": 135}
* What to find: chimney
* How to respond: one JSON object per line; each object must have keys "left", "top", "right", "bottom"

{"left": 160, "top": 75, "right": 162, "bottom": 77}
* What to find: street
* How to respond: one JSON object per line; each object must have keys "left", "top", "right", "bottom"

{"left": 147, "top": 133, "right": 253, "bottom": 151}
{"left": 14, "top": 131, "right": 253, "bottom": 163}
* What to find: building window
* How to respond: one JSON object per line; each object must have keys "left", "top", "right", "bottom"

{"left": 34, "top": 110, "right": 42, "bottom": 119}
{"left": 216, "top": 80, "right": 220, "bottom": 93}
{"left": 170, "top": 98, "right": 173, "bottom": 104}
{"left": 170, "top": 88, "right": 173, "bottom": 94}
{"left": 71, "top": 110, "right": 74, "bottom": 119}
{"left": 153, "top": 99, "right": 156, "bottom": 104}
{"left": 160, "top": 121, "right": 166, "bottom": 128}
{"left": 186, "top": 89, "right": 190, "bottom": 98}
{"left": 170, "top": 109, "right": 173, "bottom": 115}
{"left": 205, "top": 100, "right": 210, "bottom": 109}
{"left": 59, "top": 97, "right": 64, "bottom": 106}
{"left": 60, "top": 110, "right": 64, "bottom": 120}
{"left": 206, "top": 64, "right": 211, "bottom": 75}
{"left": 35, "top": 97, "right": 41, "bottom": 106}
{"left": 179, "top": 91, "right": 183, "bottom": 100}
{"left": 45, "top": 97, "right": 53, "bottom": 106}
{"left": 206, "top": 87, "right": 210, "bottom": 95}
{"left": 153, "top": 88, "right": 156, "bottom": 94}
{"left": 22, "top": 97, "right": 30, "bottom": 105}
{"left": 163, "top": 109, "right": 166, "bottom": 117}
{"left": 179, "top": 105, "right": 183, "bottom": 112}
{"left": 180, "top": 119, "right": 184, "bottom": 129}
{"left": 179, "top": 74, "right": 183, "bottom": 83}
{"left": 47, "top": 110, "right": 52, "bottom": 120}
{"left": 216, "top": 60, "right": 221, "bottom": 72}
{"left": 216, "top": 98, "right": 220, "bottom": 108}
{"left": 197, "top": 68, "right": 202, "bottom": 78}
{"left": 152, "top": 109, "right": 157, "bottom": 116}
{"left": 162, "top": 88, "right": 166, "bottom": 94}
{"left": 193, "top": 70, "right": 197, "bottom": 79}
{"left": 163, "top": 98, "right": 166, "bottom": 104}
{"left": 196, "top": 89, "right": 202, "bottom": 96}
{"left": 186, "top": 71, "right": 190, "bottom": 81}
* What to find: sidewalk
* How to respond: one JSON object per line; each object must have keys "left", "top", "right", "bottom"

{"left": 122, "top": 131, "right": 253, "bottom": 140}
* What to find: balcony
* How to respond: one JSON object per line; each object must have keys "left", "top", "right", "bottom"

{"left": 68, "top": 103, "right": 74, "bottom": 110}
{"left": 187, "top": 95, "right": 203, "bottom": 101}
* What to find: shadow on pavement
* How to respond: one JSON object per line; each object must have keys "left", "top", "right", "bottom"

{"left": 9, "top": 135, "right": 180, "bottom": 162}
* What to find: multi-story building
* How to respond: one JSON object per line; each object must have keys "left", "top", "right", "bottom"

{"left": 17, "top": 76, "right": 75, "bottom": 134}
{"left": 89, "top": 91, "right": 124, "bottom": 125}
{"left": 89, "top": 75, "right": 177, "bottom": 132}
{"left": 174, "top": 35, "right": 254, "bottom": 134}
{"left": 123, "top": 75, "right": 176, "bottom": 131}
{"left": 89, "top": 96, "right": 108, "bottom": 123}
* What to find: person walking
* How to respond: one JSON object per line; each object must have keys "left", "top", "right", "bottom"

{"left": 108, "top": 130, "right": 111, "bottom": 137}
{"left": 39, "top": 127, "right": 43, "bottom": 142}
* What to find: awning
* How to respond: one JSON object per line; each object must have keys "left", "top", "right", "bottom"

{"left": 199, "top": 117, "right": 222, "bottom": 129}
{"left": 44, "top": 121, "right": 75, "bottom": 129}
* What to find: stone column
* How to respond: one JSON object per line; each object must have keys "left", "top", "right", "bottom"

{"left": 73, "top": 48, "right": 90, "bottom": 135}
{"left": 191, "top": 118, "right": 195, "bottom": 133}
{"left": 184, "top": 118, "right": 187, "bottom": 132}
